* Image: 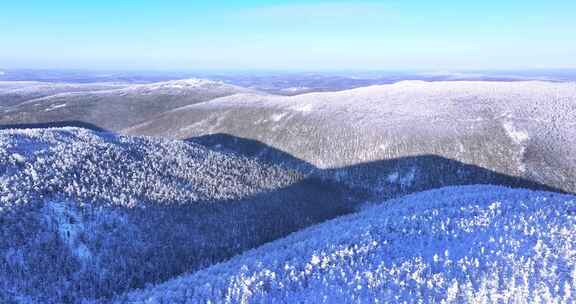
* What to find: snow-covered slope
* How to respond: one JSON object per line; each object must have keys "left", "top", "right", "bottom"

{"left": 0, "top": 127, "right": 349, "bottom": 303}
{"left": 114, "top": 185, "right": 576, "bottom": 303}
{"left": 2, "top": 80, "right": 575, "bottom": 303}
{"left": 0, "top": 81, "right": 129, "bottom": 107}
{"left": 126, "top": 81, "right": 576, "bottom": 196}
{"left": 0, "top": 79, "right": 252, "bottom": 131}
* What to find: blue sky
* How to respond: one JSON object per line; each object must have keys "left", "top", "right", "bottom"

{"left": 1, "top": 0, "right": 575, "bottom": 70}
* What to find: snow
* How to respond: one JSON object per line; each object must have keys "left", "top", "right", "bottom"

{"left": 282, "top": 86, "right": 311, "bottom": 93}
{"left": 0, "top": 82, "right": 127, "bottom": 96}
{"left": 0, "top": 78, "right": 254, "bottom": 133}
{"left": 385, "top": 167, "right": 416, "bottom": 188}
{"left": 270, "top": 112, "right": 287, "bottom": 122}
{"left": 503, "top": 121, "right": 530, "bottom": 144}
{"left": 44, "top": 103, "right": 67, "bottom": 111}
{"left": 127, "top": 80, "right": 576, "bottom": 195}
{"left": 11, "top": 153, "right": 26, "bottom": 163}
{"left": 116, "top": 78, "right": 240, "bottom": 95}
{"left": 137, "top": 78, "right": 223, "bottom": 90}
{"left": 118, "top": 185, "right": 576, "bottom": 303}
{"left": 0, "top": 127, "right": 343, "bottom": 303}
{"left": 43, "top": 202, "right": 93, "bottom": 263}
{"left": 0, "top": 127, "right": 303, "bottom": 209}
{"left": 1, "top": 80, "right": 576, "bottom": 303}
{"left": 0, "top": 82, "right": 130, "bottom": 107}
{"left": 386, "top": 171, "right": 399, "bottom": 183}
{"left": 290, "top": 103, "right": 314, "bottom": 113}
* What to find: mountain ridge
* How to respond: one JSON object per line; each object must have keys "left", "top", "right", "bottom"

{"left": 124, "top": 81, "right": 576, "bottom": 196}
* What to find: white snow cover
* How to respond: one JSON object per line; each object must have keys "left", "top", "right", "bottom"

{"left": 44, "top": 103, "right": 67, "bottom": 111}
{"left": 0, "top": 81, "right": 130, "bottom": 107}
{"left": 111, "top": 78, "right": 247, "bottom": 96}
{"left": 7, "top": 79, "right": 243, "bottom": 105}
{"left": 282, "top": 86, "right": 311, "bottom": 93}
{"left": 117, "top": 185, "right": 576, "bottom": 303}
{"left": 1, "top": 127, "right": 333, "bottom": 303}
{"left": 502, "top": 121, "right": 530, "bottom": 144}
{"left": 0, "top": 78, "right": 255, "bottom": 132}
{"left": 125, "top": 80, "right": 576, "bottom": 194}
{"left": 1, "top": 80, "right": 576, "bottom": 303}
{"left": 0, "top": 82, "right": 128, "bottom": 97}
{"left": 0, "top": 127, "right": 299, "bottom": 208}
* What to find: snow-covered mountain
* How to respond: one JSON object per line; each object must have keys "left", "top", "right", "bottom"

{"left": 3, "top": 128, "right": 574, "bottom": 303}
{"left": 0, "top": 79, "right": 252, "bottom": 131}
{"left": 114, "top": 185, "right": 576, "bottom": 303}
{"left": 0, "top": 81, "right": 129, "bottom": 107}
{"left": 126, "top": 81, "right": 576, "bottom": 196}
{"left": 1, "top": 80, "right": 575, "bottom": 303}
{"left": 0, "top": 127, "right": 349, "bottom": 303}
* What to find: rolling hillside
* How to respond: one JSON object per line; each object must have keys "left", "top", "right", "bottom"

{"left": 0, "top": 79, "right": 252, "bottom": 131}
{"left": 115, "top": 185, "right": 576, "bottom": 303}
{"left": 0, "top": 127, "right": 348, "bottom": 303}
{"left": 0, "top": 81, "right": 129, "bottom": 107}
{"left": 126, "top": 81, "right": 576, "bottom": 196}
{"left": 1, "top": 80, "right": 575, "bottom": 303}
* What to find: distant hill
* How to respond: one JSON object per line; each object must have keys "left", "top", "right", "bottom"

{"left": 3, "top": 80, "right": 574, "bottom": 197}
{"left": 2, "top": 77, "right": 576, "bottom": 303}
{"left": 0, "top": 81, "right": 129, "bottom": 107}
{"left": 126, "top": 81, "right": 576, "bottom": 195}
{"left": 0, "top": 79, "right": 252, "bottom": 130}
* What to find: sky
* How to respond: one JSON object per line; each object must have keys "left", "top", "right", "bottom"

{"left": 1, "top": 0, "right": 575, "bottom": 71}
